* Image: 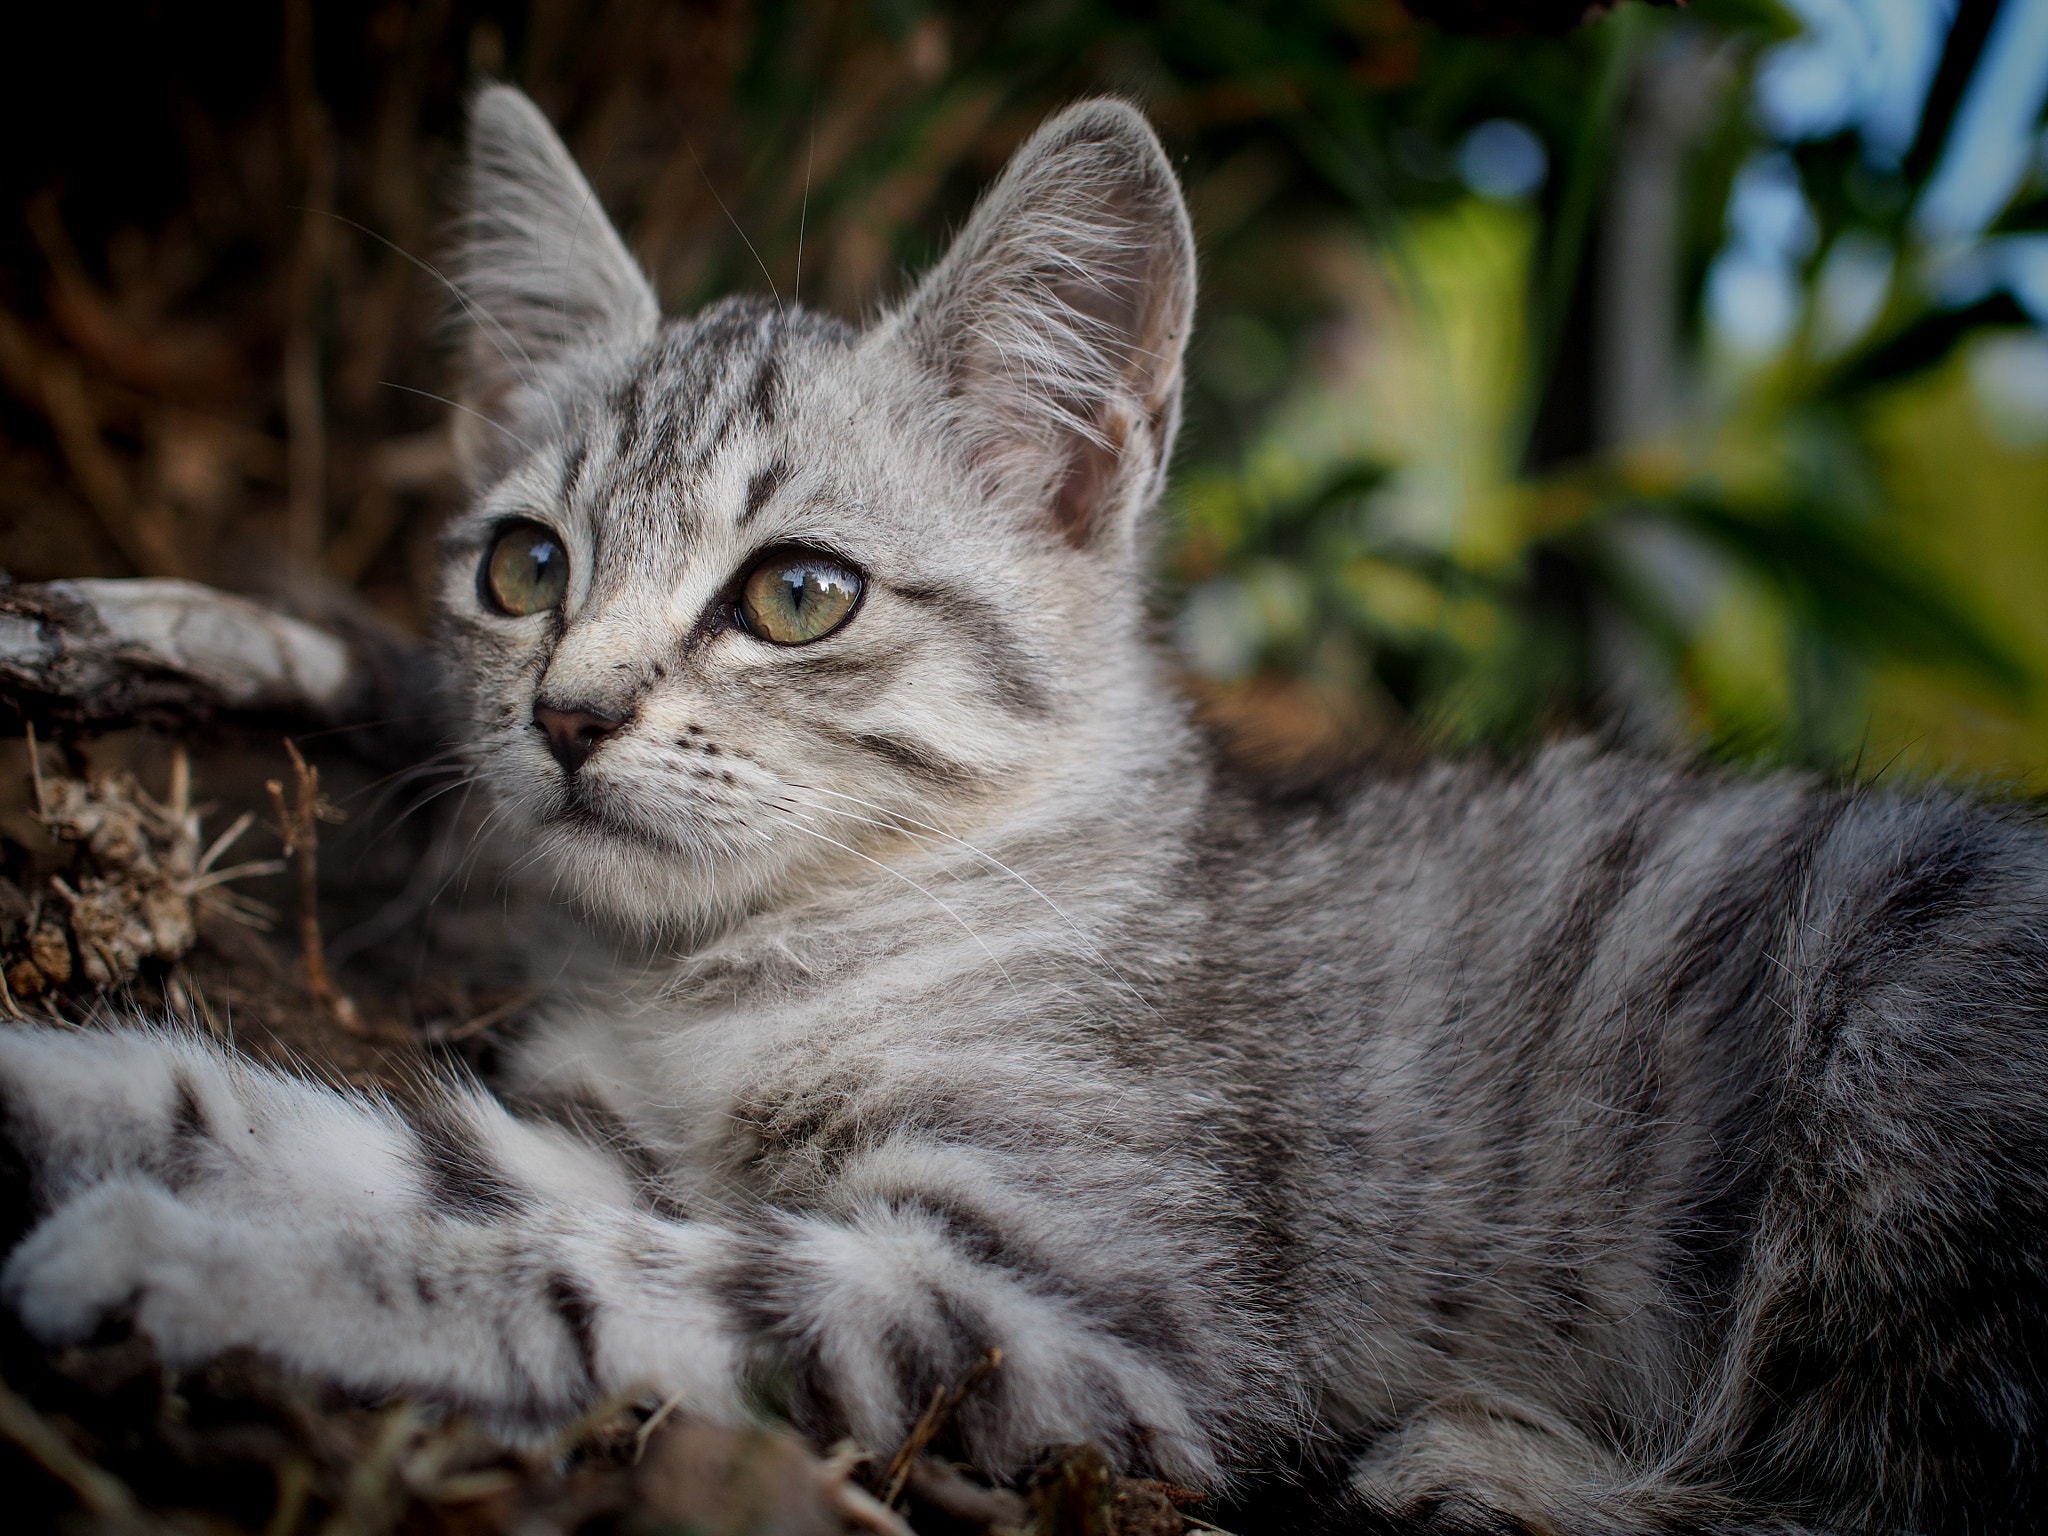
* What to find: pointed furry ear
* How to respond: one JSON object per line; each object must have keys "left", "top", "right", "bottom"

{"left": 453, "top": 85, "right": 659, "bottom": 482}
{"left": 887, "top": 99, "right": 1195, "bottom": 551}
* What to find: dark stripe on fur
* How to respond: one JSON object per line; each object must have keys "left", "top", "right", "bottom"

{"left": 157, "top": 1069, "right": 212, "bottom": 1192}
{"left": 716, "top": 1229, "right": 852, "bottom": 1440}
{"left": 502, "top": 1085, "right": 690, "bottom": 1219}
{"left": 748, "top": 353, "right": 781, "bottom": 426}
{"left": 546, "top": 1268, "right": 602, "bottom": 1392}
{"left": 742, "top": 460, "right": 788, "bottom": 523}
{"left": 711, "top": 1216, "right": 1017, "bottom": 1454}
{"left": 904, "top": 1192, "right": 1203, "bottom": 1389}
{"left": 893, "top": 581, "right": 1054, "bottom": 718}
{"left": 609, "top": 375, "right": 645, "bottom": 460}
{"left": 409, "top": 1102, "right": 525, "bottom": 1219}
{"left": 1654, "top": 793, "right": 1851, "bottom": 1024}
{"left": 908, "top": 1291, "right": 1002, "bottom": 1462}
{"left": 558, "top": 437, "right": 590, "bottom": 504}
{"left": 1480, "top": 807, "right": 1661, "bottom": 1228}
{"left": 1518, "top": 809, "right": 1656, "bottom": 1040}
{"left": 1662, "top": 795, "right": 1851, "bottom": 1304}
{"left": 849, "top": 730, "right": 988, "bottom": 791}
{"left": 338, "top": 1230, "right": 396, "bottom": 1309}
{"left": 795, "top": 649, "right": 908, "bottom": 689}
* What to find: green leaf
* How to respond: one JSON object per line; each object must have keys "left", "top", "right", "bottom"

{"left": 1662, "top": 495, "right": 2029, "bottom": 699}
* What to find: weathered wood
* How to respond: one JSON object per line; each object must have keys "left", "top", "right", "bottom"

{"left": 0, "top": 578, "right": 440, "bottom": 762}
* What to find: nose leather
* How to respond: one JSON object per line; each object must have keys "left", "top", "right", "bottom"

{"left": 533, "top": 703, "right": 626, "bottom": 773}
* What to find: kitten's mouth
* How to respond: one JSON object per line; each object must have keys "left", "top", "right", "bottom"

{"left": 551, "top": 779, "right": 683, "bottom": 853}
{"left": 547, "top": 771, "right": 746, "bottom": 861}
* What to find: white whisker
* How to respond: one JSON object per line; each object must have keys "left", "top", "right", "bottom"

{"left": 687, "top": 140, "right": 781, "bottom": 314}
{"left": 776, "top": 783, "right": 1160, "bottom": 1017}
{"left": 764, "top": 813, "right": 1016, "bottom": 994}
{"left": 794, "top": 110, "right": 815, "bottom": 312}
{"left": 313, "top": 206, "right": 548, "bottom": 394}
{"left": 380, "top": 381, "right": 535, "bottom": 460}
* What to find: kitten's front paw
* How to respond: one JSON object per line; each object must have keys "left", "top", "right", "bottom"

{"left": 2, "top": 1176, "right": 235, "bottom": 1355}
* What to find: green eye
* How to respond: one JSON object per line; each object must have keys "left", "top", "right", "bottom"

{"left": 484, "top": 522, "right": 569, "bottom": 616}
{"left": 739, "top": 554, "right": 863, "bottom": 645}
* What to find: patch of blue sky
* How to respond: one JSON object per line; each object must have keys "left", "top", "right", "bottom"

{"left": 1457, "top": 120, "right": 1548, "bottom": 202}
{"left": 1711, "top": 1, "right": 2048, "bottom": 352}
{"left": 1728, "top": 152, "right": 1820, "bottom": 263}
{"left": 1926, "top": 234, "right": 2048, "bottom": 320}
{"left": 1915, "top": 0, "right": 2048, "bottom": 242}
{"left": 1755, "top": 0, "right": 1956, "bottom": 165}
{"left": 1708, "top": 153, "right": 1819, "bottom": 353}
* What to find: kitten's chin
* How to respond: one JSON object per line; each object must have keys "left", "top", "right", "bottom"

{"left": 480, "top": 763, "right": 783, "bottom": 932}
{"left": 525, "top": 807, "right": 771, "bottom": 934}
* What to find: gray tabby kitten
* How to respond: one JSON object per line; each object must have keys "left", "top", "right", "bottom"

{"left": 4, "top": 87, "right": 2046, "bottom": 1535}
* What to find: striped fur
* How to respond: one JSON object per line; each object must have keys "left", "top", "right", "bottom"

{"left": 5, "top": 89, "right": 2048, "bottom": 1533}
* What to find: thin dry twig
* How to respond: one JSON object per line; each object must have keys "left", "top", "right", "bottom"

{"left": 0, "top": 958, "right": 26, "bottom": 1022}
{"left": 0, "top": 1372, "right": 140, "bottom": 1519}
{"left": 834, "top": 1478, "right": 921, "bottom": 1535}
{"left": 631, "top": 1389, "right": 689, "bottom": 1465}
{"left": 880, "top": 1346, "right": 1003, "bottom": 1507}
{"left": 267, "top": 738, "right": 361, "bottom": 1034}
{"left": 418, "top": 986, "right": 540, "bottom": 1045}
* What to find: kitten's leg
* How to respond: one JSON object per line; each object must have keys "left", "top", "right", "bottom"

{"left": 0, "top": 1025, "right": 1250, "bottom": 1482}
{"left": 5, "top": 1171, "right": 751, "bottom": 1429}
{"left": 1347, "top": 1396, "right": 1620, "bottom": 1531}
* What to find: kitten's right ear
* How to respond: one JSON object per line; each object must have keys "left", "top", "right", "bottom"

{"left": 878, "top": 99, "right": 1195, "bottom": 559}
{"left": 453, "top": 85, "right": 659, "bottom": 484}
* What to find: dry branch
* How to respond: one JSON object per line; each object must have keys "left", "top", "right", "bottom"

{"left": 267, "top": 739, "right": 361, "bottom": 1035}
{"left": 0, "top": 579, "right": 357, "bottom": 731}
{"left": 0, "top": 577, "right": 444, "bottom": 777}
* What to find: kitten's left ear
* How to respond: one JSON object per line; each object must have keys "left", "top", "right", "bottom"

{"left": 453, "top": 85, "right": 660, "bottom": 484}
{"left": 882, "top": 99, "right": 1195, "bottom": 553}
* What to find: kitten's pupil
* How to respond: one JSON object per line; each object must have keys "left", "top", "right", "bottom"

{"left": 740, "top": 554, "right": 861, "bottom": 644}
{"left": 485, "top": 522, "right": 569, "bottom": 616}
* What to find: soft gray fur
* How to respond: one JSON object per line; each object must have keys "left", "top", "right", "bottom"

{"left": 5, "top": 87, "right": 2047, "bottom": 1534}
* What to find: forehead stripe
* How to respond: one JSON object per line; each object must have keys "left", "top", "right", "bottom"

{"left": 741, "top": 462, "right": 790, "bottom": 525}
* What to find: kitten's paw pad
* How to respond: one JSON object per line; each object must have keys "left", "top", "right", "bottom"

{"left": 2, "top": 1177, "right": 230, "bottom": 1353}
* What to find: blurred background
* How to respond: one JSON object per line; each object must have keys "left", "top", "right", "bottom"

{"left": 3, "top": 0, "right": 2046, "bottom": 785}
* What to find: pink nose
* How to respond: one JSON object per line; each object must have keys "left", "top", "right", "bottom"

{"left": 532, "top": 703, "right": 625, "bottom": 773}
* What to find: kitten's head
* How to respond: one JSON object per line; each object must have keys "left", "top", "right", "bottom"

{"left": 439, "top": 86, "right": 1196, "bottom": 929}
